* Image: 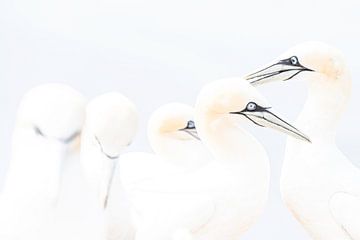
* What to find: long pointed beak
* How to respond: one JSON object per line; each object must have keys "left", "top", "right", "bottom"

{"left": 179, "top": 121, "right": 201, "bottom": 140}
{"left": 93, "top": 136, "right": 121, "bottom": 209}
{"left": 180, "top": 128, "right": 200, "bottom": 140}
{"left": 99, "top": 159, "right": 118, "bottom": 209}
{"left": 231, "top": 108, "right": 311, "bottom": 143}
{"left": 245, "top": 61, "right": 313, "bottom": 86}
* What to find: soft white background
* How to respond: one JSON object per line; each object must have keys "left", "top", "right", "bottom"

{"left": 1, "top": 0, "right": 360, "bottom": 239}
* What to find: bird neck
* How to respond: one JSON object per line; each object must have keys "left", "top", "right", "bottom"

{"left": 149, "top": 133, "right": 210, "bottom": 170}
{"left": 3, "top": 128, "right": 66, "bottom": 201}
{"left": 196, "top": 113, "right": 268, "bottom": 166}
{"left": 296, "top": 72, "right": 351, "bottom": 142}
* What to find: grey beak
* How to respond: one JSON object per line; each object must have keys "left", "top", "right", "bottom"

{"left": 94, "top": 136, "right": 120, "bottom": 209}
{"left": 34, "top": 126, "right": 81, "bottom": 144}
{"left": 231, "top": 103, "right": 311, "bottom": 143}
{"left": 179, "top": 120, "right": 201, "bottom": 140}
{"left": 101, "top": 159, "right": 118, "bottom": 210}
{"left": 245, "top": 56, "right": 313, "bottom": 86}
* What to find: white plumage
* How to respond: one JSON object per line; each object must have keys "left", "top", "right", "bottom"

{"left": 147, "top": 103, "right": 212, "bottom": 171}
{"left": 0, "top": 84, "right": 86, "bottom": 240}
{"left": 118, "top": 78, "right": 308, "bottom": 240}
{"left": 80, "top": 92, "right": 139, "bottom": 240}
{"left": 247, "top": 41, "right": 360, "bottom": 240}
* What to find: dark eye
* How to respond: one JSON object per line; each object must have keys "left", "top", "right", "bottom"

{"left": 186, "top": 120, "right": 195, "bottom": 129}
{"left": 290, "top": 56, "right": 298, "bottom": 65}
{"left": 246, "top": 102, "right": 257, "bottom": 111}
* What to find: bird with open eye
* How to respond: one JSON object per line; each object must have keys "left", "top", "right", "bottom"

{"left": 80, "top": 99, "right": 212, "bottom": 240}
{"left": 246, "top": 41, "right": 360, "bottom": 240}
{"left": 113, "top": 77, "right": 309, "bottom": 240}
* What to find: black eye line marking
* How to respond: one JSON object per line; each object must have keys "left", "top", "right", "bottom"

{"left": 179, "top": 120, "right": 196, "bottom": 131}
{"left": 246, "top": 56, "right": 314, "bottom": 84}
{"left": 230, "top": 102, "right": 269, "bottom": 128}
{"left": 185, "top": 120, "right": 196, "bottom": 130}
{"left": 179, "top": 120, "right": 201, "bottom": 141}
{"left": 230, "top": 102, "right": 271, "bottom": 115}
{"left": 94, "top": 136, "right": 120, "bottom": 160}
{"left": 278, "top": 56, "right": 315, "bottom": 72}
{"left": 279, "top": 56, "right": 301, "bottom": 67}
{"left": 244, "top": 102, "right": 271, "bottom": 112}
{"left": 34, "top": 126, "right": 80, "bottom": 144}
{"left": 246, "top": 56, "right": 302, "bottom": 80}
{"left": 230, "top": 103, "right": 311, "bottom": 143}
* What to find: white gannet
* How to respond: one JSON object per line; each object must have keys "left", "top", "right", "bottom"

{"left": 147, "top": 103, "right": 212, "bottom": 171}
{"left": 118, "top": 78, "right": 309, "bottom": 240}
{"left": 245, "top": 41, "right": 360, "bottom": 239}
{"left": 80, "top": 92, "right": 138, "bottom": 208}
{"left": 81, "top": 99, "right": 210, "bottom": 240}
{"left": 0, "top": 84, "right": 86, "bottom": 240}
{"left": 80, "top": 92, "right": 138, "bottom": 240}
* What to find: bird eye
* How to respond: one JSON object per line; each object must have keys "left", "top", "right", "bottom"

{"left": 246, "top": 102, "right": 257, "bottom": 111}
{"left": 290, "top": 56, "right": 298, "bottom": 65}
{"left": 187, "top": 120, "right": 195, "bottom": 129}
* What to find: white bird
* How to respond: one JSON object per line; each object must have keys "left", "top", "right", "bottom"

{"left": 246, "top": 41, "right": 360, "bottom": 240}
{"left": 80, "top": 92, "right": 138, "bottom": 240}
{"left": 81, "top": 99, "right": 211, "bottom": 240}
{"left": 0, "top": 84, "right": 86, "bottom": 240}
{"left": 118, "top": 78, "right": 309, "bottom": 240}
{"left": 147, "top": 103, "right": 212, "bottom": 171}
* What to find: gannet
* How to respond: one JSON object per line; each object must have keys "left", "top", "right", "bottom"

{"left": 80, "top": 92, "right": 138, "bottom": 240}
{"left": 81, "top": 99, "right": 210, "bottom": 240}
{"left": 80, "top": 92, "right": 138, "bottom": 208}
{"left": 0, "top": 84, "right": 86, "bottom": 240}
{"left": 147, "top": 103, "right": 212, "bottom": 171}
{"left": 118, "top": 78, "right": 309, "bottom": 240}
{"left": 245, "top": 42, "right": 360, "bottom": 239}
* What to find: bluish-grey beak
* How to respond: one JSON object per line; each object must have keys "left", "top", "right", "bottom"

{"left": 179, "top": 120, "right": 200, "bottom": 140}
{"left": 245, "top": 56, "right": 313, "bottom": 86}
{"left": 231, "top": 102, "right": 311, "bottom": 143}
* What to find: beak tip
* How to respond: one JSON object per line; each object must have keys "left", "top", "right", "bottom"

{"left": 300, "top": 135, "right": 312, "bottom": 143}
{"left": 247, "top": 79, "right": 263, "bottom": 86}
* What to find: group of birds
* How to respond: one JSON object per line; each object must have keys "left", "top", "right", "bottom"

{"left": 0, "top": 41, "right": 359, "bottom": 240}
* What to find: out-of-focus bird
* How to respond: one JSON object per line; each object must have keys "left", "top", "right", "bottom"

{"left": 80, "top": 92, "right": 138, "bottom": 240}
{"left": 0, "top": 84, "right": 86, "bottom": 240}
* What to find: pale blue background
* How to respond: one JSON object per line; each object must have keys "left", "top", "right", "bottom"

{"left": 1, "top": 0, "right": 359, "bottom": 239}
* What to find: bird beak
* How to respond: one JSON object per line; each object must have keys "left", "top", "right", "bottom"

{"left": 181, "top": 128, "right": 200, "bottom": 140}
{"left": 99, "top": 159, "right": 118, "bottom": 210}
{"left": 34, "top": 126, "right": 81, "bottom": 144}
{"left": 245, "top": 57, "right": 314, "bottom": 86}
{"left": 179, "top": 123, "right": 201, "bottom": 140}
{"left": 231, "top": 107, "right": 311, "bottom": 143}
{"left": 33, "top": 126, "right": 81, "bottom": 206}
{"left": 94, "top": 136, "right": 120, "bottom": 209}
